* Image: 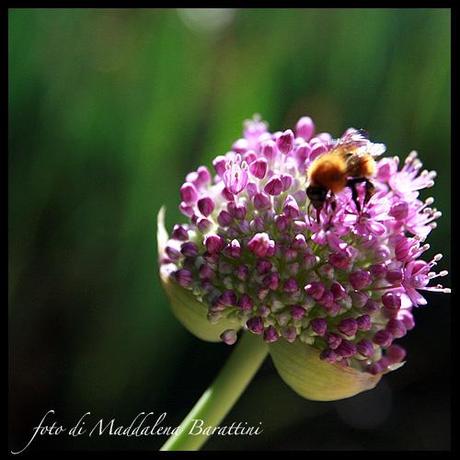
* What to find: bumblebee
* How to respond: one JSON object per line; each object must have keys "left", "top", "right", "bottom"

{"left": 306, "top": 129, "right": 385, "bottom": 219}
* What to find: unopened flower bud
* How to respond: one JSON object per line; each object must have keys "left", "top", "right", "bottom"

{"left": 198, "top": 196, "right": 215, "bottom": 216}
{"left": 205, "top": 234, "right": 225, "bottom": 254}
{"left": 247, "top": 316, "right": 264, "bottom": 334}
{"left": 296, "top": 116, "right": 315, "bottom": 141}
{"left": 338, "top": 318, "right": 358, "bottom": 337}
{"left": 180, "top": 182, "right": 198, "bottom": 204}
{"left": 277, "top": 129, "right": 294, "bottom": 154}
{"left": 220, "top": 329, "right": 238, "bottom": 345}
{"left": 249, "top": 158, "right": 268, "bottom": 179}
{"left": 264, "top": 176, "right": 283, "bottom": 196}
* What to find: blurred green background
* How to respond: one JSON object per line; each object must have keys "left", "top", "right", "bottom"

{"left": 9, "top": 8, "right": 450, "bottom": 451}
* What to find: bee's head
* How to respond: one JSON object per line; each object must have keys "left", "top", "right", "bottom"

{"left": 306, "top": 185, "right": 328, "bottom": 209}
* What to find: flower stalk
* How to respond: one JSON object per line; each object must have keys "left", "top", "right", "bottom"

{"left": 160, "top": 332, "right": 268, "bottom": 451}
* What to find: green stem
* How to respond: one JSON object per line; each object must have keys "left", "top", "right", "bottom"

{"left": 160, "top": 332, "right": 268, "bottom": 451}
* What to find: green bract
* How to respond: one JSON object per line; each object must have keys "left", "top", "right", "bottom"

{"left": 269, "top": 339, "right": 382, "bottom": 401}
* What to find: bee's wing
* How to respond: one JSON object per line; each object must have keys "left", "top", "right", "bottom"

{"left": 335, "top": 129, "right": 386, "bottom": 159}
{"left": 353, "top": 142, "right": 386, "bottom": 159}
{"left": 337, "top": 128, "right": 369, "bottom": 148}
{"left": 368, "top": 143, "right": 386, "bottom": 157}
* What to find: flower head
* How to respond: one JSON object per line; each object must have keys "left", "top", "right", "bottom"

{"left": 158, "top": 114, "right": 449, "bottom": 400}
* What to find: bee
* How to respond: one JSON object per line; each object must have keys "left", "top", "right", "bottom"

{"left": 306, "top": 129, "right": 386, "bottom": 220}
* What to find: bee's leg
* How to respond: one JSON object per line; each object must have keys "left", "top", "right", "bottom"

{"left": 330, "top": 194, "right": 337, "bottom": 213}
{"left": 306, "top": 201, "right": 322, "bottom": 224}
{"left": 327, "top": 194, "right": 337, "bottom": 226}
{"left": 347, "top": 178, "right": 362, "bottom": 214}
{"left": 306, "top": 202, "right": 312, "bottom": 224}
{"left": 364, "top": 179, "right": 375, "bottom": 206}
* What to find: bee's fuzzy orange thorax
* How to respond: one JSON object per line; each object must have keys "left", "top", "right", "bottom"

{"left": 346, "top": 154, "right": 376, "bottom": 178}
{"left": 308, "top": 155, "right": 348, "bottom": 193}
{"left": 361, "top": 155, "right": 376, "bottom": 177}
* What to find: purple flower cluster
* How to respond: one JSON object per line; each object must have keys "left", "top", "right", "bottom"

{"left": 160, "top": 115, "right": 450, "bottom": 375}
